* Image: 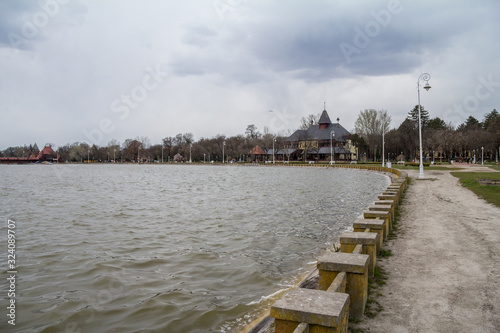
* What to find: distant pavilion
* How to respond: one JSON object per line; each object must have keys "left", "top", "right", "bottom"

{"left": 279, "top": 109, "right": 357, "bottom": 162}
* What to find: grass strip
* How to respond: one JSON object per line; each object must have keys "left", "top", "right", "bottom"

{"left": 451, "top": 172, "right": 500, "bottom": 208}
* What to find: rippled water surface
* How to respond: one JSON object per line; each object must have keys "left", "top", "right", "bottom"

{"left": 0, "top": 164, "right": 389, "bottom": 332}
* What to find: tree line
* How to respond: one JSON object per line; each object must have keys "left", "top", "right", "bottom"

{"left": 2, "top": 108, "right": 499, "bottom": 163}
{"left": 354, "top": 108, "right": 500, "bottom": 162}
{"left": 1, "top": 126, "right": 291, "bottom": 163}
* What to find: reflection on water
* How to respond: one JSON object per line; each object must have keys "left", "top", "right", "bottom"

{"left": 0, "top": 164, "right": 389, "bottom": 332}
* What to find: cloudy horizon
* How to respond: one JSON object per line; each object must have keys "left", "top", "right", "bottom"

{"left": 1, "top": 0, "right": 499, "bottom": 149}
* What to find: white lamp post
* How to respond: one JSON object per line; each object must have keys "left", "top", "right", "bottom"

{"left": 382, "top": 124, "right": 385, "bottom": 167}
{"left": 204, "top": 153, "right": 206, "bottom": 163}
{"left": 87, "top": 150, "right": 90, "bottom": 163}
{"left": 161, "top": 145, "right": 164, "bottom": 163}
{"left": 330, "top": 130, "right": 335, "bottom": 164}
{"left": 189, "top": 143, "right": 192, "bottom": 163}
{"left": 417, "top": 73, "right": 431, "bottom": 179}
{"left": 222, "top": 141, "right": 225, "bottom": 163}
{"left": 114, "top": 149, "right": 116, "bottom": 163}
{"left": 482, "top": 146, "right": 484, "bottom": 165}
{"left": 273, "top": 138, "right": 276, "bottom": 164}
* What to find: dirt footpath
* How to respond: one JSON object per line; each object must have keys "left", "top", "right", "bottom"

{"left": 356, "top": 166, "right": 500, "bottom": 333}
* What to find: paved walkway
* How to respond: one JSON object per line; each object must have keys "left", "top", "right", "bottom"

{"left": 356, "top": 166, "right": 500, "bottom": 332}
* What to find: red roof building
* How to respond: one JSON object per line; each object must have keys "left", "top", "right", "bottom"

{"left": 0, "top": 145, "right": 58, "bottom": 164}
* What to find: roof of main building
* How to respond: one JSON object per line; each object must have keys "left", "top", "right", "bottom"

{"left": 286, "top": 110, "right": 351, "bottom": 142}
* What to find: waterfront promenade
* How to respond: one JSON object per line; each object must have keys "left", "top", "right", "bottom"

{"left": 355, "top": 165, "right": 500, "bottom": 332}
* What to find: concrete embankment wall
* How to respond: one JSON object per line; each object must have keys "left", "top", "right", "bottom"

{"left": 265, "top": 164, "right": 406, "bottom": 333}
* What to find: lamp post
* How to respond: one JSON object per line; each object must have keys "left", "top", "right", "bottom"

{"left": 482, "top": 146, "right": 484, "bottom": 165}
{"left": 330, "top": 130, "right": 335, "bottom": 164}
{"left": 114, "top": 149, "right": 116, "bottom": 163}
{"left": 473, "top": 149, "right": 476, "bottom": 164}
{"left": 273, "top": 138, "right": 276, "bottom": 164}
{"left": 222, "top": 141, "right": 225, "bottom": 163}
{"left": 161, "top": 145, "right": 164, "bottom": 163}
{"left": 204, "top": 153, "right": 206, "bottom": 163}
{"left": 189, "top": 144, "right": 192, "bottom": 163}
{"left": 382, "top": 124, "right": 385, "bottom": 167}
{"left": 417, "top": 73, "right": 431, "bottom": 179}
{"left": 87, "top": 149, "right": 90, "bottom": 163}
{"left": 138, "top": 145, "right": 141, "bottom": 163}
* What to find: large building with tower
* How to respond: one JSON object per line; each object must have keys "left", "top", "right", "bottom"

{"left": 280, "top": 109, "right": 357, "bottom": 162}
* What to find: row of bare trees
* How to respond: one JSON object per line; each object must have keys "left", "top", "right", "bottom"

{"left": 1, "top": 126, "right": 292, "bottom": 163}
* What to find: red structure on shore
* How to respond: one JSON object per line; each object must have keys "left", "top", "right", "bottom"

{"left": 0, "top": 145, "right": 59, "bottom": 164}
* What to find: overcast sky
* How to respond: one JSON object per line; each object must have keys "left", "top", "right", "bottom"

{"left": 1, "top": 0, "right": 499, "bottom": 149}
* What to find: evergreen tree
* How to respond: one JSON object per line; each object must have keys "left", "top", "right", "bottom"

{"left": 483, "top": 109, "right": 499, "bottom": 130}
{"left": 408, "top": 105, "right": 430, "bottom": 126}
{"left": 457, "top": 116, "right": 480, "bottom": 131}
{"left": 427, "top": 117, "right": 447, "bottom": 130}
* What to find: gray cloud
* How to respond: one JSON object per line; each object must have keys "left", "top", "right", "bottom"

{"left": 1, "top": 0, "right": 499, "bottom": 148}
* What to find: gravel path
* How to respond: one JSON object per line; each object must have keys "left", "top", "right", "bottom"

{"left": 355, "top": 166, "right": 500, "bottom": 332}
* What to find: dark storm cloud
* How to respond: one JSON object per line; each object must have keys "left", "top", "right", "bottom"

{"left": 170, "top": 0, "right": 498, "bottom": 82}
{"left": 0, "top": 0, "right": 37, "bottom": 47}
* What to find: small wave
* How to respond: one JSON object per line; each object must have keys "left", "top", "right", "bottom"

{"left": 246, "top": 287, "right": 290, "bottom": 306}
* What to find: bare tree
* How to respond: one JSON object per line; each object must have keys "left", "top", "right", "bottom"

{"left": 162, "top": 136, "right": 175, "bottom": 161}
{"left": 354, "top": 109, "right": 391, "bottom": 161}
{"left": 299, "top": 113, "right": 320, "bottom": 130}
{"left": 245, "top": 124, "right": 261, "bottom": 139}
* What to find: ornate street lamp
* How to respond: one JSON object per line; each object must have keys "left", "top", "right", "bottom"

{"left": 417, "top": 73, "right": 431, "bottom": 179}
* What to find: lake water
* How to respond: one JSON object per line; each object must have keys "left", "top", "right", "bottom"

{"left": 0, "top": 164, "right": 389, "bottom": 332}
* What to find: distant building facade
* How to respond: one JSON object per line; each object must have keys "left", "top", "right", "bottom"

{"left": 280, "top": 109, "right": 357, "bottom": 161}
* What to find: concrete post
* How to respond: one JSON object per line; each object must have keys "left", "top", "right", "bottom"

{"left": 374, "top": 200, "right": 395, "bottom": 221}
{"left": 386, "top": 186, "right": 402, "bottom": 197}
{"left": 367, "top": 205, "right": 393, "bottom": 232}
{"left": 317, "top": 252, "right": 369, "bottom": 319}
{"left": 364, "top": 210, "right": 391, "bottom": 234}
{"left": 382, "top": 190, "right": 400, "bottom": 202}
{"left": 377, "top": 194, "right": 397, "bottom": 206}
{"left": 271, "top": 288, "right": 350, "bottom": 333}
{"left": 339, "top": 232, "right": 378, "bottom": 276}
{"left": 352, "top": 218, "right": 384, "bottom": 251}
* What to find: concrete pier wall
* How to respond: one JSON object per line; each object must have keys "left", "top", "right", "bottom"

{"left": 269, "top": 165, "right": 407, "bottom": 333}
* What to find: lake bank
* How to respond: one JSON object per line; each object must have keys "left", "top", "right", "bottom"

{"left": 352, "top": 165, "right": 500, "bottom": 332}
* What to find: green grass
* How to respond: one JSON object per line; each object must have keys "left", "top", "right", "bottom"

{"left": 365, "top": 266, "right": 386, "bottom": 318}
{"left": 489, "top": 165, "right": 500, "bottom": 171}
{"left": 451, "top": 172, "right": 500, "bottom": 207}
{"left": 379, "top": 248, "right": 393, "bottom": 257}
{"left": 392, "top": 164, "right": 461, "bottom": 171}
